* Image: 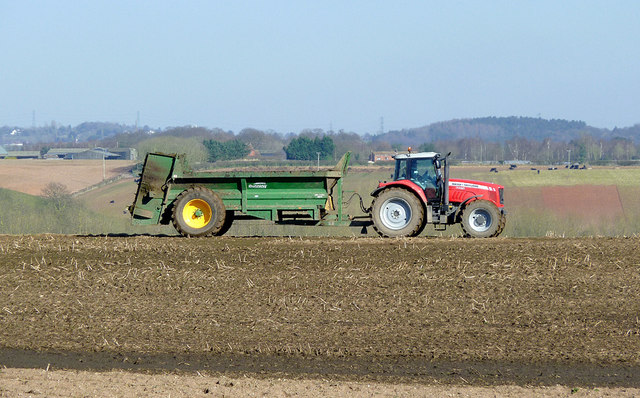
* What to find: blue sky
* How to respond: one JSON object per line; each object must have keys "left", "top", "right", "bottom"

{"left": 1, "top": 1, "right": 638, "bottom": 133}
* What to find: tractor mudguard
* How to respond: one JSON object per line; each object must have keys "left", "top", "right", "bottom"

{"left": 371, "top": 180, "right": 428, "bottom": 204}
{"left": 453, "top": 194, "right": 482, "bottom": 221}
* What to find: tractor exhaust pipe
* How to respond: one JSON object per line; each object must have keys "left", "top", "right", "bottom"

{"left": 442, "top": 152, "right": 451, "bottom": 212}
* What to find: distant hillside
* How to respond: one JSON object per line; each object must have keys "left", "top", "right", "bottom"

{"left": 3, "top": 116, "right": 639, "bottom": 152}
{"left": 372, "top": 117, "right": 640, "bottom": 146}
{"left": 0, "top": 121, "right": 141, "bottom": 145}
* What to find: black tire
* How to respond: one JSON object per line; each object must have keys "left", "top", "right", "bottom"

{"left": 460, "top": 200, "right": 501, "bottom": 238}
{"left": 371, "top": 188, "right": 424, "bottom": 237}
{"left": 171, "top": 187, "right": 226, "bottom": 237}
{"left": 495, "top": 213, "right": 507, "bottom": 237}
{"left": 216, "top": 210, "right": 235, "bottom": 236}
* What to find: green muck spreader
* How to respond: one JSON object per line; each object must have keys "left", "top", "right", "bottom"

{"left": 129, "top": 152, "right": 354, "bottom": 237}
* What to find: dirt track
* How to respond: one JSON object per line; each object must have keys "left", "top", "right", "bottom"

{"left": 1, "top": 235, "right": 639, "bottom": 388}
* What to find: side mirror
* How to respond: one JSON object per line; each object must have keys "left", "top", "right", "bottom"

{"left": 435, "top": 160, "right": 441, "bottom": 169}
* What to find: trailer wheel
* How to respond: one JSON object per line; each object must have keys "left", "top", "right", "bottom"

{"left": 372, "top": 188, "right": 424, "bottom": 237}
{"left": 460, "top": 200, "right": 501, "bottom": 238}
{"left": 172, "top": 187, "right": 226, "bottom": 237}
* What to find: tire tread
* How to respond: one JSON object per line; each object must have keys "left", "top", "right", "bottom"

{"left": 171, "top": 187, "right": 226, "bottom": 237}
{"left": 371, "top": 188, "right": 424, "bottom": 238}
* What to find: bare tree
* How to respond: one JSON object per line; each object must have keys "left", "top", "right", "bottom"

{"left": 42, "top": 182, "right": 72, "bottom": 211}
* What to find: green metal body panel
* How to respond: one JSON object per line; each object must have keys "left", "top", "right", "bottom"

{"left": 130, "top": 152, "right": 351, "bottom": 227}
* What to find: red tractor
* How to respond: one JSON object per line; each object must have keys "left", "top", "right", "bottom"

{"left": 370, "top": 151, "right": 505, "bottom": 238}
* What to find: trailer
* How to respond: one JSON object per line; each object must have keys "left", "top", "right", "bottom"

{"left": 129, "top": 152, "right": 353, "bottom": 237}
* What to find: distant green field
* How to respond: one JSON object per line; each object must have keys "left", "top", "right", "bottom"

{"left": 0, "top": 188, "right": 126, "bottom": 235}
{"left": 452, "top": 166, "right": 640, "bottom": 237}
{"left": 77, "top": 179, "right": 175, "bottom": 235}
{"left": 0, "top": 182, "right": 173, "bottom": 236}
{"left": 341, "top": 164, "right": 640, "bottom": 191}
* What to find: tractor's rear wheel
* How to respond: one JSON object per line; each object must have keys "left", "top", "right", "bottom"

{"left": 172, "top": 187, "right": 226, "bottom": 237}
{"left": 460, "top": 200, "right": 501, "bottom": 238}
{"left": 372, "top": 188, "right": 424, "bottom": 237}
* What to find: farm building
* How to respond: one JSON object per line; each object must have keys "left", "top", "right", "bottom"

{"left": 4, "top": 151, "right": 40, "bottom": 159}
{"left": 0, "top": 145, "right": 136, "bottom": 161}
{"left": 369, "top": 151, "right": 397, "bottom": 162}
{"left": 256, "top": 150, "right": 286, "bottom": 160}
{"left": 504, "top": 159, "right": 532, "bottom": 165}
{"left": 64, "top": 148, "right": 122, "bottom": 160}
{"left": 109, "top": 147, "right": 137, "bottom": 160}
{"left": 46, "top": 147, "right": 136, "bottom": 160}
{"left": 46, "top": 148, "right": 89, "bottom": 158}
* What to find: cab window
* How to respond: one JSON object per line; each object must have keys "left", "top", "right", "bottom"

{"left": 394, "top": 159, "right": 409, "bottom": 180}
{"left": 410, "top": 158, "right": 437, "bottom": 189}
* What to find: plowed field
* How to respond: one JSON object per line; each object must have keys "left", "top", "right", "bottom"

{"left": 1, "top": 235, "right": 639, "bottom": 393}
{"left": 0, "top": 159, "right": 135, "bottom": 195}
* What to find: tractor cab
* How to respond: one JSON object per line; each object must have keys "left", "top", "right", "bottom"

{"left": 393, "top": 152, "right": 443, "bottom": 201}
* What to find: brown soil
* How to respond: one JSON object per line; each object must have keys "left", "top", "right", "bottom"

{"left": 2, "top": 368, "right": 637, "bottom": 397}
{"left": 0, "top": 159, "right": 135, "bottom": 195}
{"left": 1, "top": 236, "right": 639, "bottom": 391}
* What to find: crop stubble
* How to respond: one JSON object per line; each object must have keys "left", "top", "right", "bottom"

{"left": 0, "top": 235, "right": 639, "bottom": 386}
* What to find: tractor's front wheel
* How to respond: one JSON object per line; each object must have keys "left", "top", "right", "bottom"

{"left": 460, "top": 200, "right": 501, "bottom": 238}
{"left": 495, "top": 212, "right": 507, "bottom": 236}
{"left": 372, "top": 188, "right": 424, "bottom": 237}
{"left": 172, "top": 187, "right": 226, "bottom": 237}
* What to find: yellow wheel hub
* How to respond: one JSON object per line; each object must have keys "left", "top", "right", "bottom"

{"left": 182, "top": 199, "right": 212, "bottom": 229}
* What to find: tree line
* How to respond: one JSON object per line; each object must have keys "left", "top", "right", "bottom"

{"left": 149, "top": 127, "right": 639, "bottom": 164}
{"left": 429, "top": 134, "right": 637, "bottom": 164}
{"left": 5, "top": 117, "right": 640, "bottom": 164}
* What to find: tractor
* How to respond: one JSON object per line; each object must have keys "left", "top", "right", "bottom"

{"left": 370, "top": 150, "right": 505, "bottom": 238}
